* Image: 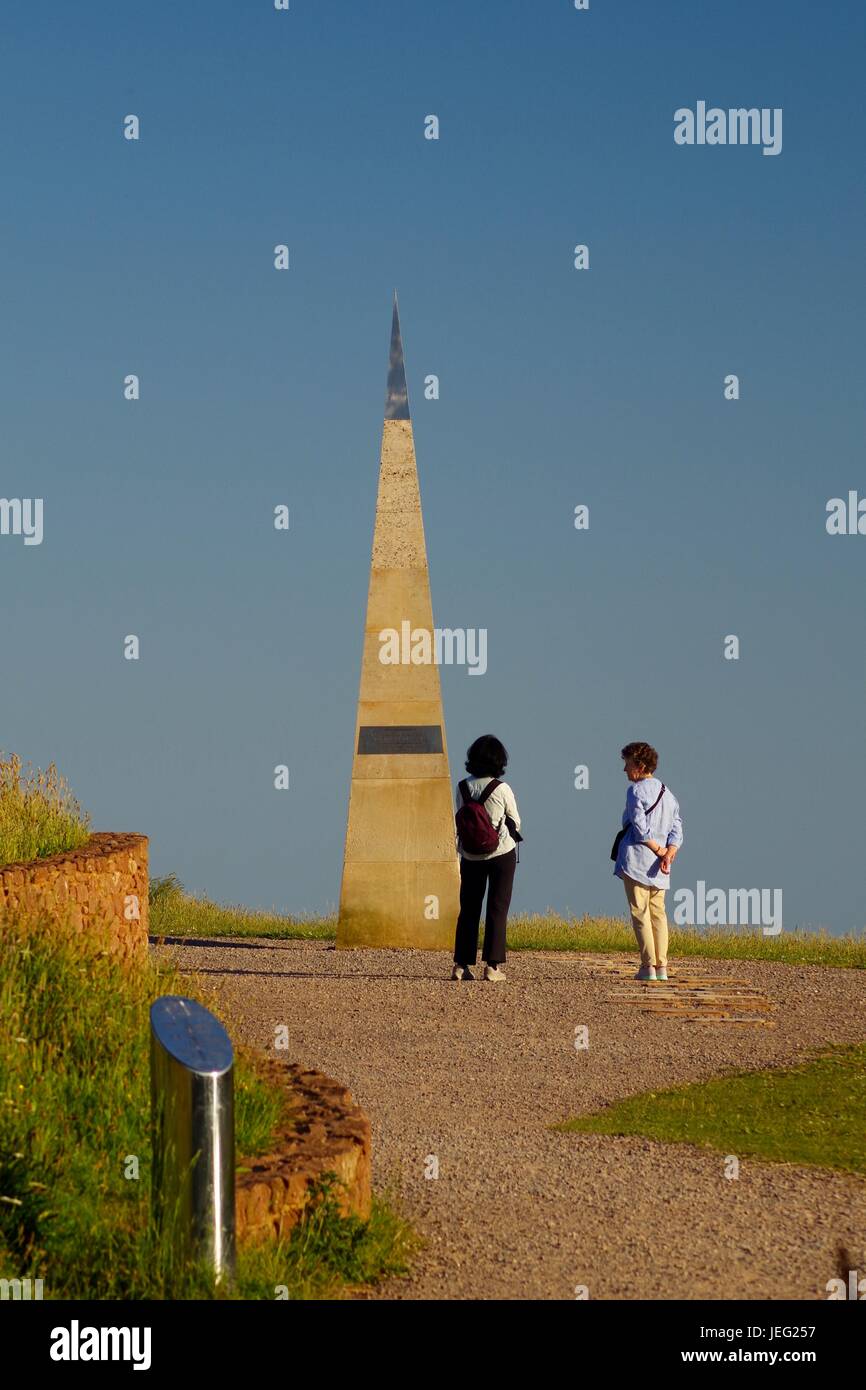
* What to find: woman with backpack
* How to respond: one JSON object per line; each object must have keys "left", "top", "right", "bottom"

{"left": 452, "top": 734, "right": 522, "bottom": 982}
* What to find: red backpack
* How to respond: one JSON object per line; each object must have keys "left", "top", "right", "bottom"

{"left": 455, "top": 779, "right": 502, "bottom": 855}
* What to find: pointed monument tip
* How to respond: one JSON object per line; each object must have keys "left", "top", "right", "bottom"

{"left": 385, "top": 293, "right": 410, "bottom": 420}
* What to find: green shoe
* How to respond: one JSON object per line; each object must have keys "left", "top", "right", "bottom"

{"left": 654, "top": 967, "right": 668, "bottom": 981}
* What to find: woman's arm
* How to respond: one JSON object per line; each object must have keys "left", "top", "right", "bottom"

{"left": 660, "top": 804, "right": 684, "bottom": 872}
{"left": 501, "top": 783, "right": 521, "bottom": 835}
{"left": 628, "top": 785, "right": 665, "bottom": 857}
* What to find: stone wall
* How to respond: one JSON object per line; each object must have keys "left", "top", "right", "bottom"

{"left": 0, "top": 832, "right": 149, "bottom": 966}
{"left": 236, "top": 1060, "right": 372, "bottom": 1245}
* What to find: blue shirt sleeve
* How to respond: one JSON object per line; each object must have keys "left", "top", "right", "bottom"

{"left": 626, "top": 784, "right": 650, "bottom": 844}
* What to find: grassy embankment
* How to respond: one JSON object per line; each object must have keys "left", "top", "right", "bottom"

{"left": 0, "top": 754, "right": 90, "bottom": 866}
{"left": 150, "top": 876, "right": 866, "bottom": 970}
{"left": 0, "top": 910, "right": 414, "bottom": 1299}
{"left": 557, "top": 1044, "right": 866, "bottom": 1175}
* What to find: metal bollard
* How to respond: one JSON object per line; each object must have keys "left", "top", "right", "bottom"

{"left": 150, "top": 995, "right": 236, "bottom": 1284}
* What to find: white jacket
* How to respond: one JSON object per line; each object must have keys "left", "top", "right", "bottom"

{"left": 455, "top": 776, "right": 522, "bottom": 860}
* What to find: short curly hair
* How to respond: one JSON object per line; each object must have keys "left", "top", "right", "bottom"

{"left": 465, "top": 734, "right": 508, "bottom": 778}
{"left": 621, "top": 741, "right": 658, "bottom": 775}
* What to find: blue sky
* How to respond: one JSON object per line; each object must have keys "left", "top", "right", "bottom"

{"left": 2, "top": 1, "right": 864, "bottom": 933}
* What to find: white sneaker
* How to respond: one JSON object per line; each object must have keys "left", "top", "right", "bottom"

{"left": 451, "top": 965, "right": 475, "bottom": 981}
{"left": 483, "top": 964, "right": 506, "bottom": 982}
{"left": 635, "top": 966, "right": 657, "bottom": 982}
{"left": 655, "top": 966, "right": 668, "bottom": 981}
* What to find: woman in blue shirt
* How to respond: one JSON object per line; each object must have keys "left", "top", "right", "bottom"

{"left": 614, "top": 741, "right": 683, "bottom": 982}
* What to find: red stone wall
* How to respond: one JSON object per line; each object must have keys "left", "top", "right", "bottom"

{"left": 0, "top": 832, "right": 149, "bottom": 966}
{"left": 236, "top": 1060, "right": 372, "bottom": 1245}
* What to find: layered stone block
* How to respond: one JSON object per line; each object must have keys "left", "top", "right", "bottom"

{"left": 0, "top": 832, "right": 149, "bottom": 966}
{"left": 235, "top": 1060, "right": 371, "bottom": 1245}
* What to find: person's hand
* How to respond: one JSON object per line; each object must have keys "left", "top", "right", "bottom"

{"left": 659, "top": 846, "right": 677, "bottom": 874}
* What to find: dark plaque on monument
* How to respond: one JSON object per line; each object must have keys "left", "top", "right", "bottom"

{"left": 358, "top": 724, "right": 443, "bottom": 755}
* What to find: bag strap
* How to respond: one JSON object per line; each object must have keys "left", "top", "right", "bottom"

{"left": 624, "top": 784, "right": 665, "bottom": 853}
{"left": 459, "top": 777, "right": 501, "bottom": 806}
{"left": 477, "top": 778, "right": 500, "bottom": 806}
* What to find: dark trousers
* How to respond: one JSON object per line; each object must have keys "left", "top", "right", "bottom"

{"left": 453, "top": 849, "right": 516, "bottom": 966}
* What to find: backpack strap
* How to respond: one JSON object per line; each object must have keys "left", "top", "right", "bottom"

{"left": 477, "top": 778, "right": 501, "bottom": 805}
{"left": 646, "top": 783, "right": 666, "bottom": 816}
{"left": 458, "top": 779, "right": 472, "bottom": 805}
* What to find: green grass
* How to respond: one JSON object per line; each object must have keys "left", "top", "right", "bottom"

{"left": 151, "top": 877, "right": 866, "bottom": 969}
{"left": 508, "top": 913, "right": 866, "bottom": 968}
{"left": 150, "top": 874, "right": 334, "bottom": 941}
{"left": 0, "top": 909, "right": 414, "bottom": 1298}
{"left": 557, "top": 1044, "right": 866, "bottom": 1175}
{"left": 0, "top": 753, "right": 90, "bottom": 867}
{"left": 233, "top": 1050, "right": 287, "bottom": 1161}
{"left": 234, "top": 1183, "right": 416, "bottom": 1300}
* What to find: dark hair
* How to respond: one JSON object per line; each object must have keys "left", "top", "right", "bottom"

{"left": 465, "top": 734, "right": 508, "bottom": 778}
{"left": 621, "top": 741, "right": 658, "bottom": 776}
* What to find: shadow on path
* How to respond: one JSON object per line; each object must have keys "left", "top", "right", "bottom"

{"left": 174, "top": 966, "right": 458, "bottom": 982}
{"left": 149, "top": 935, "right": 332, "bottom": 951}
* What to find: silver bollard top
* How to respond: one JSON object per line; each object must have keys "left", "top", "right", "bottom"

{"left": 150, "top": 996, "right": 233, "bottom": 1077}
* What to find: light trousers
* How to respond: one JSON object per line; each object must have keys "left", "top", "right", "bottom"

{"left": 622, "top": 873, "right": 669, "bottom": 969}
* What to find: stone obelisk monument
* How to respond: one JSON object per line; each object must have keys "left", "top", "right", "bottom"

{"left": 337, "top": 295, "right": 460, "bottom": 949}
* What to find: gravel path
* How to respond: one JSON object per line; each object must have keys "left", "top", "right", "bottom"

{"left": 152, "top": 939, "right": 866, "bottom": 1300}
